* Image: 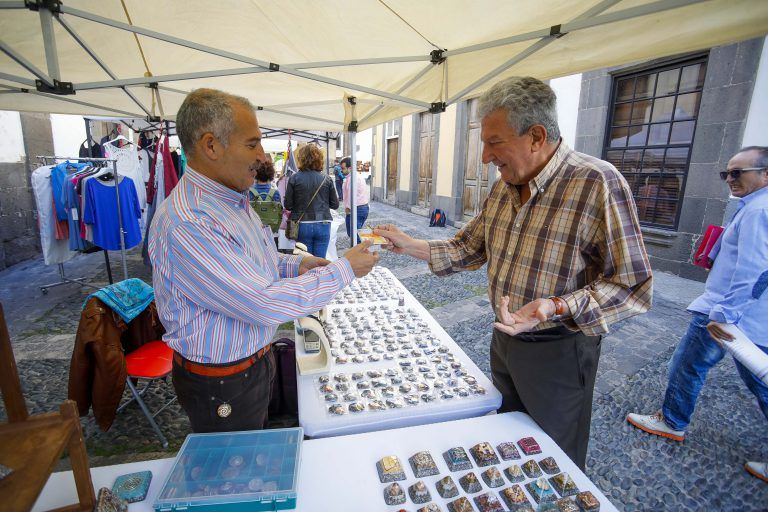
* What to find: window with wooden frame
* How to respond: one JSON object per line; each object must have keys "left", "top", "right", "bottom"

{"left": 603, "top": 56, "right": 707, "bottom": 229}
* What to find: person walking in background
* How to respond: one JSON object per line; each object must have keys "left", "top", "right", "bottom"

{"left": 627, "top": 146, "right": 768, "bottom": 483}
{"left": 375, "top": 76, "right": 652, "bottom": 469}
{"left": 334, "top": 156, "right": 349, "bottom": 202}
{"left": 284, "top": 144, "right": 339, "bottom": 258}
{"left": 343, "top": 163, "right": 370, "bottom": 243}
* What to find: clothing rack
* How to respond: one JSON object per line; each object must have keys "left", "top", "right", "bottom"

{"left": 36, "top": 155, "right": 130, "bottom": 294}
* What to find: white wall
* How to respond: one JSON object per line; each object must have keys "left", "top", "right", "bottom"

{"left": 50, "top": 114, "right": 87, "bottom": 158}
{"left": 355, "top": 128, "right": 373, "bottom": 162}
{"left": 550, "top": 74, "right": 582, "bottom": 148}
{"left": 0, "top": 110, "right": 25, "bottom": 163}
{"left": 742, "top": 37, "right": 768, "bottom": 147}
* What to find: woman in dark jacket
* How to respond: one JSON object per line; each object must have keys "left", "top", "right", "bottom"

{"left": 284, "top": 144, "right": 339, "bottom": 257}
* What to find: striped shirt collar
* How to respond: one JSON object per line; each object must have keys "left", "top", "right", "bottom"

{"left": 185, "top": 165, "right": 249, "bottom": 208}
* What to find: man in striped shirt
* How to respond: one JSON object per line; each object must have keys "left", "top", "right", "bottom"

{"left": 376, "top": 77, "right": 652, "bottom": 469}
{"left": 149, "top": 88, "right": 378, "bottom": 433}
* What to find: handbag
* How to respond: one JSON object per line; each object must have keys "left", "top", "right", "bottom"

{"left": 286, "top": 178, "right": 325, "bottom": 241}
{"left": 285, "top": 219, "right": 300, "bottom": 241}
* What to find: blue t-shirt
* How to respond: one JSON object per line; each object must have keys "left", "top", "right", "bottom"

{"left": 62, "top": 177, "right": 89, "bottom": 251}
{"left": 83, "top": 176, "right": 142, "bottom": 250}
{"left": 51, "top": 161, "right": 90, "bottom": 221}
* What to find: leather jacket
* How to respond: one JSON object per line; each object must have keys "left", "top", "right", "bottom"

{"left": 284, "top": 169, "right": 338, "bottom": 221}
{"left": 68, "top": 297, "right": 165, "bottom": 431}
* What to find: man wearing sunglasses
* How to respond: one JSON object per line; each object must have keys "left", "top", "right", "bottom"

{"left": 627, "top": 146, "right": 768, "bottom": 484}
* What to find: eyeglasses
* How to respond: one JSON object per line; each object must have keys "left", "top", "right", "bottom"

{"left": 719, "top": 167, "right": 767, "bottom": 180}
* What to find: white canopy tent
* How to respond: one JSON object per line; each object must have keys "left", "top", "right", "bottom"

{"left": 1, "top": 0, "right": 766, "bottom": 130}
{"left": 1, "top": 0, "right": 767, "bottom": 244}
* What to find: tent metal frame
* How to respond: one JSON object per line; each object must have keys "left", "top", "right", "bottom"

{"left": 0, "top": 0, "right": 710, "bottom": 127}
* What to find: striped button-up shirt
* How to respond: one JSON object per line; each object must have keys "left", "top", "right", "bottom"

{"left": 428, "top": 142, "right": 653, "bottom": 336}
{"left": 149, "top": 167, "right": 355, "bottom": 363}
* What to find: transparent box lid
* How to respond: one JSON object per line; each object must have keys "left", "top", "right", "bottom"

{"left": 154, "top": 427, "right": 303, "bottom": 511}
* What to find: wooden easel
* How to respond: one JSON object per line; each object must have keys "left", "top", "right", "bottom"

{"left": 0, "top": 303, "right": 95, "bottom": 512}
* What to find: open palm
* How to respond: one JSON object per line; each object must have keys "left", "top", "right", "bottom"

{"left": 493, "top": 296, "right": 553, "bottom": 336}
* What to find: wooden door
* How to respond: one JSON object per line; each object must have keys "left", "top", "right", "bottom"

{"left": 386, "top": 138, "right": 398, "bottom": 201}
{"left": 463, "top": 99, "right": 492, "bottom": 219}
{"left": 418, "top": 113, "right": 436, "bottom": 208}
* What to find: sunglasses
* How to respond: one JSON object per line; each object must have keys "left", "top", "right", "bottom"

{"left": 719, "top": 167, "right": 767, "bottom": 181}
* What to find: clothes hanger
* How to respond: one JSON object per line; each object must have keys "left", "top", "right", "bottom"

{"left": 104, "top": 134, "right": 134, "bottom": 147}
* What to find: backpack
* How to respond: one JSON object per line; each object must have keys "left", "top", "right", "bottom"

{"left": 250, "top": 187, "right": 283, "bottom": 233}
{"left": 429, "top": 208, "right": 447, "bottom": 227}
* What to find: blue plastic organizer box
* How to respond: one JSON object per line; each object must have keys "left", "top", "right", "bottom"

{"left": 153, "top": 427, "right": 303, "bottom": 511}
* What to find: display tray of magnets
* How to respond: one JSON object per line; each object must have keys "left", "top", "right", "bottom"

{"left": 154, "top": 427, "right": 303, "bottom": 511}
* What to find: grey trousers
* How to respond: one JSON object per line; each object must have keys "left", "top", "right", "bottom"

{"left": 172, "top": 350, "right": 275, "bottom": 433}
{"left": 490, "top": 326, "right": 602, "bottom": 470}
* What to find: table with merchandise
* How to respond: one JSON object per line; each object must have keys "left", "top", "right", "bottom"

{"left": 296, "top": 267, "right": 502, "bottom": 438}
{"left": 33, "top": 412, "right": 617, "bottom": 512}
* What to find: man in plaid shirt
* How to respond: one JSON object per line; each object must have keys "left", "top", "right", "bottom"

{"left": 376, "top": 76, "right": 653, "bottom": 469}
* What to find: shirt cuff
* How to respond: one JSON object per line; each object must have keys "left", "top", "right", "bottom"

{"left": 282, "top": 254, "right": 303, "bottom": 278}
{"left": 426, "top": 240, "right": 452, "bottom": 274}
{"left": 559, "top": 289, "right": 610, "bottom": 336}
{"left": 709, "top": 305, "right": 739, "bottom": 325}
{"left": 333, "top": 257, "right": 357, "bottom": 287}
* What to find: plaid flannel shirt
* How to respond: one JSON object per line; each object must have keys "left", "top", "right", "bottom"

{"left": 428, "top": 142, "right": 653, "bottom": 336}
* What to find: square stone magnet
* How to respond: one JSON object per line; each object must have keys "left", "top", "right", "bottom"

{"left": 409, "top": 451, "right": 440, "bottom": 478}
{"left": 376, "top": 455, "right": 405, "bottom": 483}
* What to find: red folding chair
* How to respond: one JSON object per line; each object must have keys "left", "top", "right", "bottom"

{"left": 117, "top": 340, "right": 175, "bottom": 448}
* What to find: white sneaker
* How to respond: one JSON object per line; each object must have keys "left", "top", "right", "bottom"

{"left": 745, "top": 461, "right": 768, "bottom": 483}
{"left": 626, "top": 411, "right": 685, "bottom": 441}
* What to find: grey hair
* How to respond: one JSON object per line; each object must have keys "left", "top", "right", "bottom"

{"left": 738, "top": 146, "right": 768, "bottom": 168}
{"left": 176, "top": 88, "right": 254, "bottom": 157}
{"left": 478, "top": 76, "right": 560, "bottom": 143}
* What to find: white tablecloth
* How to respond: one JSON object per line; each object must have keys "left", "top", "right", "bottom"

{"left": 297, "top": 268, "right": 502, "bottom": 438}
{"left": 34, "top": 413, "right": 618, "bottom": 512}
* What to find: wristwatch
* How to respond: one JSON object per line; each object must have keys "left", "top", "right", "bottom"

{"left": 547, "top": 296, "right": 567, "bottom": 322}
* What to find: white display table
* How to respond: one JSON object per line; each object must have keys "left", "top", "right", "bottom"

{"left": 297, "top": 268, "right": 502, "bottom": 438}
{"left": 34, "top": 413, "right": 617, "bottom": 512}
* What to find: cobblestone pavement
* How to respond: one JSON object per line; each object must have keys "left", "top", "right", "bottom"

{"left": 1, "top": 201, "right": 766, "bottom": 510}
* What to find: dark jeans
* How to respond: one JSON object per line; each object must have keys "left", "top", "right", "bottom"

{"left": 172, "top": 350, "right": 275, "bottom": 433}
{"left": 298, "top": 221, "right": 331, "bottom": 258}
{"left": 662, "top": 312, "right": 768, "bottom": 430}
{"left": 490, "top": 327, "right": 602, "bottom": 470}
{"left": 345, "top": 204, "right": 369, "bottom": 243}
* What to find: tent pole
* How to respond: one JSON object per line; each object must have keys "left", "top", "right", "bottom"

{"left": 0, "top": 40, "right": 53, "bottom": 87}
{"left": 325, "top": 136, "right": 330, "bottom": 176}
{"left": 56, "top": 16, "right": 152, "bottom": 116}
{"left": 350, "top": 131, "right": 358, "bottom": 248}
{"left": 76, "top": 66, "right": 268, "bottom": 90}
{"left": 258, "top": 107, "right": 343, "bottom": 127}
{"left": 38, "top": 6, "right": 61, "bottom": 82}
{"left": 0, "top": 72, "right": 34, "bottom": 87}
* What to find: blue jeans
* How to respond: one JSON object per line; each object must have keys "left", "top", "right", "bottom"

{"left": 298, "top": 221, "right": 331, "bottom": 258}
{"left": 662, "top": 312, "right": 768, "bottom": 431}
{"left": 345, "top": 204, "right": 369, "bottom": 243}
